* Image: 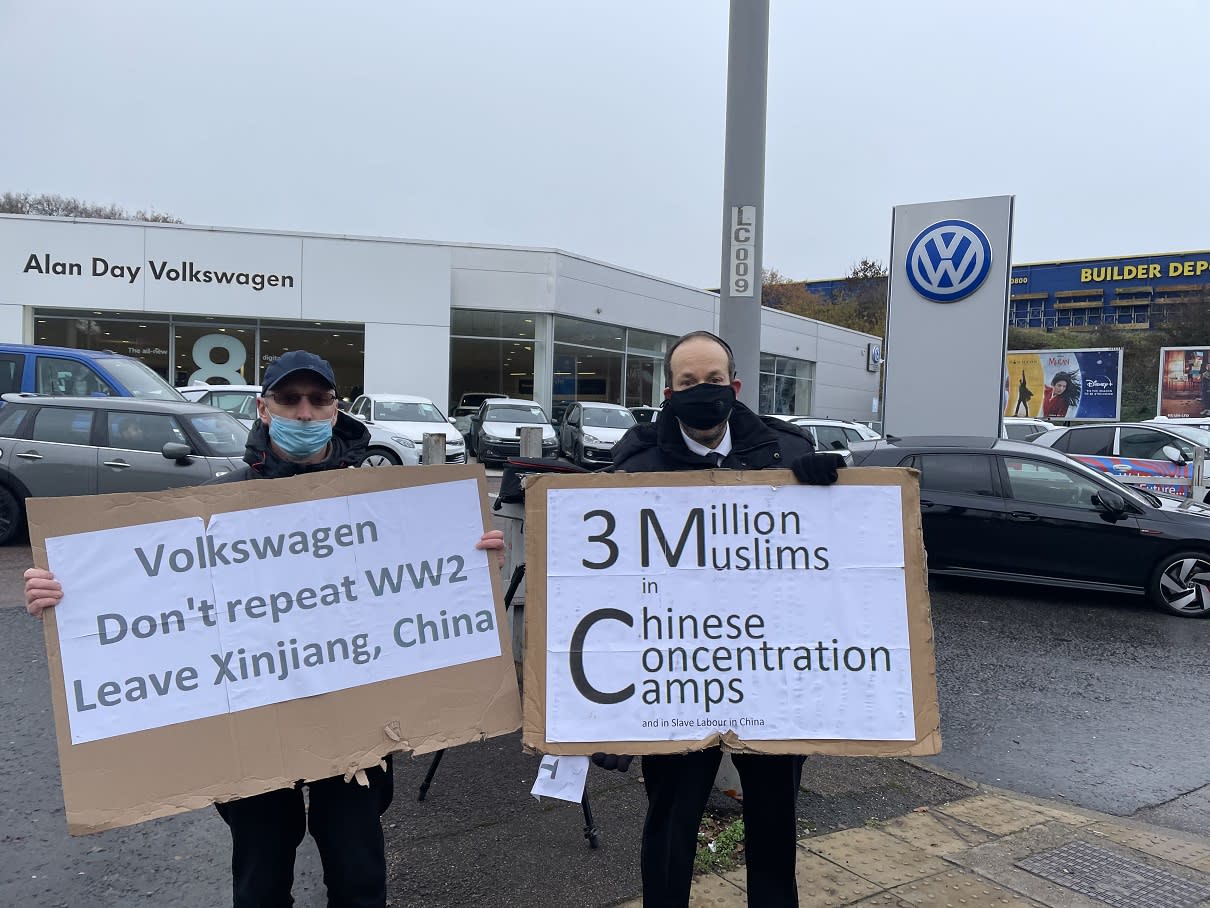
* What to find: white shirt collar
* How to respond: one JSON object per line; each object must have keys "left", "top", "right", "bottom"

{"left": 680, "top": 424, "right": 733, "bottom": 460}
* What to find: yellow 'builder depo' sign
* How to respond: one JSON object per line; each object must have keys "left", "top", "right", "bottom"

{"left": 1081, "top": 260, "right": 1210, "bottom": 282}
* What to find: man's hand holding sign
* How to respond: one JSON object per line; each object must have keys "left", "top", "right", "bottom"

{"left": 24, "top": 350, "right": 517, "bottom": 908}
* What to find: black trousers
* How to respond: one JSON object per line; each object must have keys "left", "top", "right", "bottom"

{"left": 215, "top": 758, "right": 394, "bottom": 908}
{"left": 641, "top": 748, "right": 805, "bottom": 908}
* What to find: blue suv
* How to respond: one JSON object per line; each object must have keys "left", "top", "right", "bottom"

{"left": 0, "top": 344, "right": 183, "bottom": 400}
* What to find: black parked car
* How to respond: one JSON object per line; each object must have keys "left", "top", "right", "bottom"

{"left": 850, "top": 436, "right": 1210, "bottom": 617}
{"left": 467, "top": 398, "right": 558, "bottom": 466}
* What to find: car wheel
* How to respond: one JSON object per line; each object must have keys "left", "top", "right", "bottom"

{"left": 1149, "top": 551, "right": 1210, "bottom": 617}
{"left": 361, "top": 448, "right": 402, "bottom": 468}
{"left": 0, "top": 486, "right": 24, "bottom": 545}
{"left": 475, "top": 433, "right": 496, "bottom": 466}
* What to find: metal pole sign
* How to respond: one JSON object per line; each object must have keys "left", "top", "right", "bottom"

{"left": 716, "top": 0, "right": 769, "bottom": 408}
{"left": 882, "top": 196, "right": 1014, "bottom": 438}
{"left": 728, "top": 206, "right": 757, "bottom": 296}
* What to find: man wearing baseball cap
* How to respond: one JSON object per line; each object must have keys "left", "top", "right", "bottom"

{"left": 24, "top": 350, "right": 506, "bottom": 907}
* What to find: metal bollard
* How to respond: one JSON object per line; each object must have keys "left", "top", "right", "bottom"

{"left": 518, "top": 425, "right": 543, "bottom": 459}
{"left": 422, "top": 432, "right": 446, "bottom": 466}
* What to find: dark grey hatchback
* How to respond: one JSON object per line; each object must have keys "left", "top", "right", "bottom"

{"left": 851, "top": 436, "right": 1210, "bottom": 617}
{"left": 0, "top": 394, "right": 248, "bottom": 545}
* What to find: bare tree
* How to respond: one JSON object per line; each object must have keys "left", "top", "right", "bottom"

{"left": 0, "top": 192, "right": 181, "bottom": 223}
{"left": 762, "top": 262, "right": 887, "bottom": 337}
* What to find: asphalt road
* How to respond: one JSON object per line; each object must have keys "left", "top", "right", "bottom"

{"left": 4, "top": 534, "right": 1210, "bottom": 906}
{"left": 924, "top": 575, "right": 1210, "bottom": 835}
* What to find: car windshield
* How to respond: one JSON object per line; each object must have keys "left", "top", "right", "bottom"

{"left": 583, "top": 407, "right": 636, "bottom": 429}
{"left": 802, "top": 425, "right": 851, "bottom": 451}
{"left": 374, "top": 401, "right": 445, "bottom": 423}
{"left": 486, "top": 404, "right": 547, "bottom": 423}
{"left": 205, "top": 390, "right": 259, "bottom": 420}
{"left": 1167, "top": 425, "right": 1210, "bottom": 447}
{"left": 1004, "top": 422, "right": 1046, "bottom": 440}
{"left": 184, "top": 411, "right": 250, "bottom": 456}
{"left": 101, "top": 359, "right": 186, "bottom": 400}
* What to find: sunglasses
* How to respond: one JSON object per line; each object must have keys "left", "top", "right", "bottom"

{"left": 266, "top": 391, "right": 338, "bottom": 407}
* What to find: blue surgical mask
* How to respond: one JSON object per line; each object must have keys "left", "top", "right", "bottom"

{"left": 268, "top": 415, "right": 333, "bottom": 458}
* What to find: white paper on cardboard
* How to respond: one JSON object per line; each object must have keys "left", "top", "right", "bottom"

{"left": 47, "top": 478, "right": 501, "bottom": 744}
{"left": 543, "top": 483, "right": 915, "bottom": 743}
{"left": 530, "top": 754, "right": 590, "bottom": 803}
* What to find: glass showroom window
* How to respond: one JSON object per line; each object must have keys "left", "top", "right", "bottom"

{"left": 759, "top": 354, "right": 815, "bottom": 415}
{"left": 624, "top": 355, "right": 660, "bottom": 407}
{"left": 450, "top": 337, "right": 537, "bottom": 404}
{"left": 449, "top": 310, "right": 543, "bottom": 409}
{"left": 35, "top": 310, "right": 173, "bottom": 381}
{"left": 624, "top": 328, "right": 671, "bottom": 407}
{"left": 36, "top": 310, "right": 365, "bottom": 395}
{"left": 172, "top": 317, "right": 259, "bottom": 387}
{"left": 552, "top": 316, "right": 625, "bottom": 407}
{"left": 451, "top": 310, "right": 536, "bottom": 341}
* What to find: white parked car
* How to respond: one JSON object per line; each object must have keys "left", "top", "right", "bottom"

{"left": 767, "top": 416, "right": 880, "bottom": 449}
{"left": 349, "top": 393, "right": 466, "bottom": 464}
{"left": 178, "top": 384, "right": 262, "bottom": 424}
{"left": 1001, "top": 416, "right": 1053, "bottom": 441}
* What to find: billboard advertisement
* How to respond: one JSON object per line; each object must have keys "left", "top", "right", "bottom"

{"left": 1157, "top": 346, "right": 1210, "bottom": 418}
{"left": 1004, "top": 349, "right": 1122, "bottom": 421}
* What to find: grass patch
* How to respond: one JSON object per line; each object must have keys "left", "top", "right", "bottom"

{"left": 695, "top": 814, "right": 746, "bottom": 874}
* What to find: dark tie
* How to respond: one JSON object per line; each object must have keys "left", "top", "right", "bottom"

{"left": 712, "top": 452, "right": 724, "bottom": 467}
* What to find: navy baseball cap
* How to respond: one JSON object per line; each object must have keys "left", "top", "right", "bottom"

{"left": 262, "top": 350, "right": 336, "bottom": 392}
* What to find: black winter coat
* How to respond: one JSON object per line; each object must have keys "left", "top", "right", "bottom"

{"left": 610, "top": 400, "right": 814, "bottom": 473}
{"left": 209, "top": 411, "right": 371, "bottom": 484}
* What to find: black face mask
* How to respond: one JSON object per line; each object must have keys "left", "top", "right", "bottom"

{"left": 665, "top": 382, "right": 736, "bottom": 430}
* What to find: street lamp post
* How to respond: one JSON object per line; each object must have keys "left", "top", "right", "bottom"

{"left": 717, "top": 0, "right": 770, "bottom": 409}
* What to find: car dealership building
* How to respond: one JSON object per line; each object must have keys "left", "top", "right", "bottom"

{"left": 0, "top": 215, "right": 882, "bottom": 421}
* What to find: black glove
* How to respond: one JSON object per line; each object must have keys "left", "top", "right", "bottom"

{"left": 591, "top": 752, "right": 634, "bottom": 772}
{"left": 791, "top": 451, "right": 846, "bottom": 486}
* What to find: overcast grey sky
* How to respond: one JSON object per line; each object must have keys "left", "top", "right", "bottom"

{"left": 2, "top": 1, "right": 1206, "bottom": 287}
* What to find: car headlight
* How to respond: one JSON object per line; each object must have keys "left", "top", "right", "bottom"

{"left": 447, "top": 436, "right": 464, "bottom": 447}
{"left": 483, "top": 433, "right": 505, "bottom": 443}
{"left": 583, "top": 434, "right": 601, "bottom": 445}
{"left": 390, "top": 436, "right": 416, "bottom": 448}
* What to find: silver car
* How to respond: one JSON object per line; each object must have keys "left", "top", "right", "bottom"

{"left": 558, "top": 402, "right": 636, "bottom": 467}
{"left": 0, "top": 393, "right": 251, "bottom": 544}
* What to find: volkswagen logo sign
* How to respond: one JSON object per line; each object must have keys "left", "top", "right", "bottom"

{"left": 905, "top": 219, "right": 992, "bottom": 303}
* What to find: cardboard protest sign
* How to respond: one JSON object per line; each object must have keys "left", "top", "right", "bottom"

{"left": 28, "top": 464, "right": 521, "bottom": 834}
{"left": 522, "top": 468, "right": 939, "bottom": 757}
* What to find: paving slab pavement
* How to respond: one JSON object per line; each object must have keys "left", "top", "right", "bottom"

{"left": 609, "top": 782, "right": 1210, "bottom": 908}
